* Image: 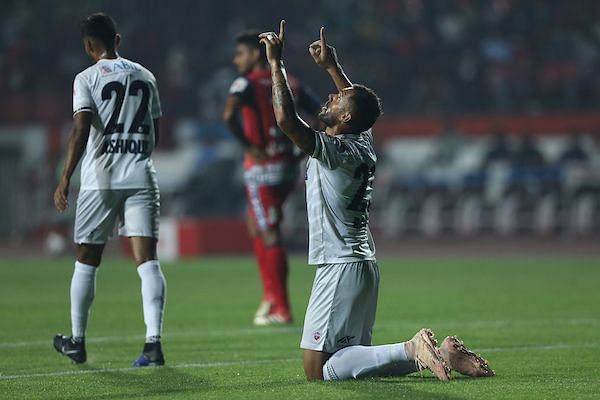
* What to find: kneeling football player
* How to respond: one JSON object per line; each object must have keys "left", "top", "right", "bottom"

{"left": 259, "top": 21, "right": 495, "bottom": 381}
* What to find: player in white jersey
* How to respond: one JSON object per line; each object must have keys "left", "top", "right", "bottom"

{"left": 52, "top": 13, "right": 166, "bottom": 367}
{"left": 259, "top": 21, "right": 494, "bottom": 381}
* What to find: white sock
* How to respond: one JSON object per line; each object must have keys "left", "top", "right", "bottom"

{"left": 323, "top": 343, "right": 417, "bottom": 380}
{"left": 137, "top": 260, "right": 166, "bottom": 341}
{"left": 70, "top": 261, "right": 97, "bottom": 340}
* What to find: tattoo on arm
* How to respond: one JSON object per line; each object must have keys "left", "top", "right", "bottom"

{"left": 271, "top": 64, "right": 316, "bottom": 155}
{"left": 272, "top": 70, "right": 295, "bottom": 114}
{"left": 272, "top": 87, "right": 284, "bottom": 108}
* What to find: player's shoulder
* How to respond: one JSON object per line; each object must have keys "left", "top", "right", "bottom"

{"left": 229, "top": 75, "right": 251, "bottom": 93}
{"left": 120, "top": 57, "right": 157, "bottom": 81}
{"left": 338, "top": 129, "right": 373, "bottom": 146}
{"left": 75, "top": 63, "right": 97, "bottom": 82}
{"left": 341, "top": 130, "right": 377, "bottom": 163}
{"left": 357, "top": 129, "right": 377, "bottom": 163}
{"left": 359, "top": 129, "right": 374, "bottom": 144}
{"left": 246, "top": 69, "right": 273, "bottom": 85}
{"left": 76, "top": 58, "right": 156, "bottom": 82}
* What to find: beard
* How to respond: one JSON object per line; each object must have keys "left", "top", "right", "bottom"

{"left": 318, "top": 109, "right": 338, "bottom": 127}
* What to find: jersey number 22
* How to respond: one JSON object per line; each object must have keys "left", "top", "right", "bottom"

{"left": 101, "top": 80, "right": 150, "bottom": 135}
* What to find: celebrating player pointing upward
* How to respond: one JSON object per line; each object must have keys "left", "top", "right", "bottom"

{"left": 53, "top": 13, "right": 166, "bottom": 367}
{"left": 260, "top": 21, "right": 494, "bottom": 381}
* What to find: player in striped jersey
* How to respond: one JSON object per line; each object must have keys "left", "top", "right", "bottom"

{"left": 223, "top": 30, "right": 320, "bottom": 325}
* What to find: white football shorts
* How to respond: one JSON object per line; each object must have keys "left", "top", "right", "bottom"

{"left": 301, "top": 260, "right": 379, "bottom": 353}
{"left": 74, "top": 189, "right": 160, "bottom": 244}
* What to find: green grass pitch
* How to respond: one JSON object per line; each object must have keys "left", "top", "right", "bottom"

{"left": 0, "top": 255, "right": 599, "bottom": 399}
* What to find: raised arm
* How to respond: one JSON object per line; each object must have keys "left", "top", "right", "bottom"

{"left": 54, "top": 111, "right": 92, "bottom": 211}
{"left": 260, "top": 20, "right": 316, "bottom": 156}
{"left": 309, "top": 27, "right": 352, "bottom": 91}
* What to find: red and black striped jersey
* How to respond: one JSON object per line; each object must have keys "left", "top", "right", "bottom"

{"left": 229, "top": 68, "right": 320, "bottom": 169}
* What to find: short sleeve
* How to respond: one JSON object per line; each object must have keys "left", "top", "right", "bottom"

{"left": 228, "top": 76, "right": 251, "bottom": 102}
{"left": 312, "top": 131, "right": 363, "bottom": 169}
{"left": 72, "top": 74, "right": 95, "bottom": 116}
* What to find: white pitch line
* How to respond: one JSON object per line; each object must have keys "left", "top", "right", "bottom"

{"left": 1, "top": 342, "right": 598, "bottom": 381}
{"left": 476, "top": 342, "right": 600, "bottom": 353}
{"left": 0, "top": 326, "right": 301, "bottom": 349}
{"left": 0, "top": 318, "right": 597, "bottom": 349}
{"left": 0, "top": 358, "right": 298, "bottom": 381}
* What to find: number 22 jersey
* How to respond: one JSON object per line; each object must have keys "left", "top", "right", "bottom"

{"left": 72, "top": 57, "right": 162, "bottom": 191}
{"left": 306, "top": 130, "right": 377, "bottom": 265}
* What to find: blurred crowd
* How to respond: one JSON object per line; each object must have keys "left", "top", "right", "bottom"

{"left": 2, "top": 0, "right": 600, "bottom": 120}
{"left": 371, "top": 126, "right": 600, "bottom": 236}
{"left": 2, "top": 0, "right": 600, "bottom": 242}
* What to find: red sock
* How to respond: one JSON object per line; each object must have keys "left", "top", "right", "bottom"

{"left": 263, "top": 244, "right": 290, "bottom": 317}
{"left": 253, "top": 237, "right": 273, "bottom": 303}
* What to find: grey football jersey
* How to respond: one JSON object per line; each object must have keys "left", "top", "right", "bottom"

{"left": 306, "top": 130, "right": 377, "bottom": 265}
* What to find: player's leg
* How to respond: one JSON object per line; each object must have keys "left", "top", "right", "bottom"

{"left": 54, "top": 190, "right": 116, "bottom": 364}
{"left": 130, "top": 235, "right": 158, "bottom": 265}
{"left": 301, "top": 261, "right": 448, "bottom": 381}
{"left": 259, "top": 224, "right": 291, "bottom": 321}
{"left": 130, "top": 236, "right": 166, "bottom": 344}
{"left": 304, "top": 349, "right": 331, "bottom": 380}
{"left": 120, "top": 189, "right": 166, "bottom": 366}
{"left": 301, "top": 261, "right": 372, "bottom": 378}
{"left": 305, "top": 346, "right": 419, "bottom": 380}
{"left": 247, "top": 208, "right": 274, "bottom": 320}
{"left": 320, "top": 329, "right": 449, "bottom": 380}
{"left": 70, "top": 243, "right": 104, "bottom": 340}
{"left": 254, "top": 182, "right": 294, "bottom": 325}
{"left": 246, "top": 180, "right": 280, "bottom": 323}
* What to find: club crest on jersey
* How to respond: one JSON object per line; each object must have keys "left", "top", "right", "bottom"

{"left": 313, "top": 331, "right": 321, "bottom": 341}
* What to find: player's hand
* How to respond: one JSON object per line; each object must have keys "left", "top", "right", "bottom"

{"left": 247, "top": 145, "right": 268, "bottom": 162}
{"left": 259, "top": 20, "right": 286, "bottom": 67}
{"left": 54, "top": 178, "right": 70, "bottom": 212}
{"left": 309, "top": 27, "right": 339, "bottom": 70}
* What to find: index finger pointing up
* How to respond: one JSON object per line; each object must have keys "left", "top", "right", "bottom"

{"left": 279, "top": 20, "right": 286, "bottom": 43}
{"left": 320, "top": 26, "right": 327, "bottom": 53}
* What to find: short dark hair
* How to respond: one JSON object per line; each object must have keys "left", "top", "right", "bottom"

{"left": 235, "top": 30, "right": 266, "bottom": 61}
{"left": 348, "top": 84, "right": 383, "bottom": 132}
{"left": 81, "top": 13, "right": 117, "bottom": 49}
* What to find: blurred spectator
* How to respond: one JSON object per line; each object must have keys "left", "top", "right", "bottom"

{"left": 558, "top": 134, "right": 589, "bottom": 165}
{"left": 482, "top": 130, "right": 512, "bottom": 167}
{"left": 427, "top": 117, "right": 463, "bottom": 167}
{"left": 2, "top": 0, "right": 600, "bottom": 123}
{"left": 513, "top": 135, "right": 545, "bottom": 169}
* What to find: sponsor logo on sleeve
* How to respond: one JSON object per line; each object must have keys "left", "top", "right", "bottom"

{"left": 230, "top": 77, "right": 248, "bottom": 94}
